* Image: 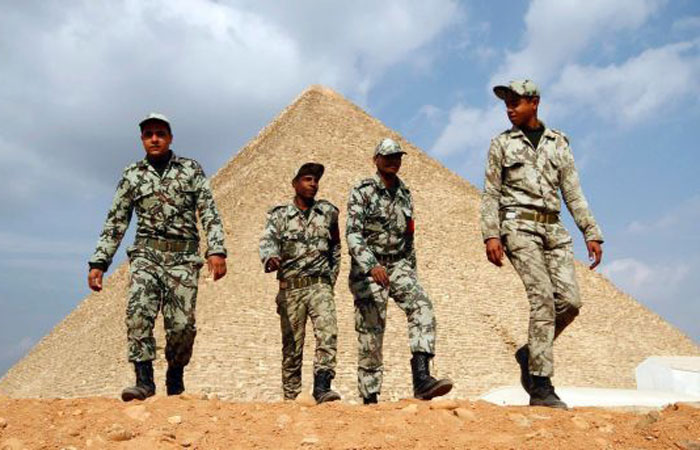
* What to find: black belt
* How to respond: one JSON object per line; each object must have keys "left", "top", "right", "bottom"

{"left": 279, "top": 276, "right": 330, "bottom": 290}
{"left": 134, "top": 238, "right": 198, "bottom": 253}
{"left": 375, "top": 252, "right": 406, "bottom": 265}
{"left": 500, "top": 210, "right": 559, "bottom": 224}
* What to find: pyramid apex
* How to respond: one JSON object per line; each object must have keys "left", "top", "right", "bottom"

{"left": 298, "top": 84, "right": 343, "bottom": 100}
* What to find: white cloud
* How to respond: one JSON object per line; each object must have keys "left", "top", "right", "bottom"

{"left": 429, "top": 104, "right": 506, "bottom": 183}
{"left": 601, "top": 258, "right": 691, "bottom": 304}
{"left": 549, "top": 41, "right": 700, "bottom": 125}
{"left": 626, "top": 195, "right": 700, "bottom": 234}
{"left": 0, "top": 0, "right": 462, "bottom": 202}
{"left": 491, "top": 0, "right": 663, "bottom": 86}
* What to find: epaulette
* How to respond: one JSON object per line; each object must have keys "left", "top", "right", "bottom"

{"left": 354, "top": 177, "right": 378, "bottom": 192}
{"left": 315, "top": 199, "right": 339, "bottom": 212}
{"left": 267, "top": 204, "right": 290, "bottom": 216}
{"left": 547, "top": 128, "right": 569, "bottom": 144}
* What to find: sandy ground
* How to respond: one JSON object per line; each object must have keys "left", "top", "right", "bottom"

{"left": 0, "top": 394, "right": 698, "bottom": 449}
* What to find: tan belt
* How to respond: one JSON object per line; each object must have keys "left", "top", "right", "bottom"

{"left": 500, "top": 210, "right": 559, "bottom": 224}
{"left": 134, "top": 238, "right": 198, "bottom": 253}
{"left": 279, "top": 276, "right": 330, "bottom": 290}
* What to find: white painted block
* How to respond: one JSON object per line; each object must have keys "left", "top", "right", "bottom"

{"left": 636, "top": 356, "right": 700, "bottom": 396}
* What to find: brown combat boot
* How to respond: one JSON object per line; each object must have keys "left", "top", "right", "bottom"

{"left": 121, "top": 361, "right": 156, "bottom": 402}
{"left": 410, "top": 352, "right": 453, "bottom": 400}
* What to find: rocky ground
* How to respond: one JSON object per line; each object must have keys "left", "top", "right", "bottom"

{"left": 0, "top": 394, "right": 698, "bottom": 449}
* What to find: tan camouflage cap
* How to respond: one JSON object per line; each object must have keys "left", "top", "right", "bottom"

{"left": 139, "top": 112, "right": 171, "bottom": 131}
{"left": 374, "top": 138, "right": 406, "bottom": 157}
{"left": 493, "top": 80, "right": 540, "bottom": 100}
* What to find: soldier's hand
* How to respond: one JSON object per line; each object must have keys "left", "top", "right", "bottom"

{"left": 485, "top": 238, "right": 504, "bottom": 267}
{"left": 265, "top": 257, "right": 281, "bottom": 272}
{"left": 207, "top": 255, "right": 227, "bottom": 281}
{"left": 586, "top": 241, "right": 603, "bottom": 270}
{"left": 88, "top": 268, "right": 104, "bottom": 292}
{"left": 370, "top": 265, "right": 390, "bottom": 288}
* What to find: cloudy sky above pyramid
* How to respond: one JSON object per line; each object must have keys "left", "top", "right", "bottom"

{"left": 0, "top": 0, "right": 698, "bottom": 375}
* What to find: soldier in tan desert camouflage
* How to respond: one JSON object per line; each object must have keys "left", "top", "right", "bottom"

{"left": 259, "top": 163, "right": 341, "bottom": 404}
{"left": 480, "top": 80, "right": 604, "bottom": 408}
{"left": 88, "top": 113, "right": 228, "bottom": 401}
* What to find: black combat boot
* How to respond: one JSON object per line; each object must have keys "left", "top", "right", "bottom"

{"left": 121, "top": 361, "right": 156, "bottom": 402}
{"left": 312, "top": 370, "right": 341, "bottom": 404}
{"left": 363, "top": 393, "right": 378, "bottom": 405}
{"left": 515, "top": 345, "right": 533, "bottom": 394}
{"left": 410, "top": 352, "right": 453, "bottom": 400}
{"left": 166, "top": 365, "right": 185, "bottom": 396}
{"left": 529, "top": 375, "right": 567, "bottom": 409}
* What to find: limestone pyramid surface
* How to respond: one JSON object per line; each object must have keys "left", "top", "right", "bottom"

{"left": 1, "top": 86, "right": 698, "bottom": 400}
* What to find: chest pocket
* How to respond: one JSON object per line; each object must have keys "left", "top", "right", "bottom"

{"left": 172, "top": 186, "right": 197, "bottom": 211}
{"left": 502, "top": 152, "right": 529, "bottom": 185}
{"left": 281, "top": 231, "right": 304, "bottom": 258}
{"left": 311, "top": 227, "right": 330, "bottom": 252}
{"left": 542, "top": 147, "right": 563, "bottom": 188}
{"left": 133, "top": 185, "right": 157, "bottom": 213}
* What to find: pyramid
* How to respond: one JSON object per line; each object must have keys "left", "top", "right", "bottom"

{"left": 1, "top": 86, "right": 697, "bottom": 400}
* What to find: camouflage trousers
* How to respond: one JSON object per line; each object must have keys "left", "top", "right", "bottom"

{"left": 350, "top": 258, "right": 436, "bottom": 398}
{"left": 276, "top": 282, "right": 338, "bottom": 400}
{"left": 501, "top": 219, "right": 582, "bottom": 378}
{"left": 126, "top": 246, "right": 203, "bottom": 367}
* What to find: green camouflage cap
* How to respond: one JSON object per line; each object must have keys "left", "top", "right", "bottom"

{"left": 374, "top": 138, "right": 406, "bottom": 157}
{"left": 493, "top": 79, "right": 540, "bottom": 100}
{"left": 139, "top": 112, "right": 171, "bottom": 132}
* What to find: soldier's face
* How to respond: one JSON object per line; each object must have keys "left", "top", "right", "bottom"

{"left": 293, "top": 174, "right": 319, "bottom": 200}
{"left": 140, "top": 121, "right": 173, "bottom": 159}
{"left": 375, "top": 153, "right": 403, "bottom": 176}
{"left": 504, "top": 94, "right": 539, "bottom": 128}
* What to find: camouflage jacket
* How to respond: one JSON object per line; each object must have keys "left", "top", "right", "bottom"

{"left": 346, "top": 174, "right": 416, "bottom": 274}
{"left": 89, "top": 152, "right": 227, "bottom": 271}
{"left": 480, "top": 125, "right": 603, "bottom": 242}
{"left": 259, "top": 199, "right": 341, "bottom": 285}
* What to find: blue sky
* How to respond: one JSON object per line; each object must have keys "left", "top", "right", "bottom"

{"left": 1, "top": 0, "right": 698, "bottom": 376}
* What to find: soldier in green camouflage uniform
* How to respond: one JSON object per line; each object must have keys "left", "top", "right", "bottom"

{"left": 347, "top": 138, "right": 453, "bottom": 404}
{"left": 259, "top": 163, "right": 341, "bottom": 403}
{"left": 480, "top": 80, "right": 604, "bottom": 408}
{"left": 87, "top": 113, "right": 227, "bottom": 401}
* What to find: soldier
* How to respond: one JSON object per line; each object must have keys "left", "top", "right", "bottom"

{"left": 87, "top": 113, "right": 227, "bottom": 401}
{"left": 480, "top": 80, "right": 604, "bottom": 409}
{"left": 347, "top": 138, "right": 453, "bottom": 404}
{"left": 259, "top": 163, "right": 341, "bottom": 403}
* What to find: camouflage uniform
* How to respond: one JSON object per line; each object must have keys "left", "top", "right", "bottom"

{"left": 259, "top": 200, "right": 341, "bottom": 400}
{"left": 347, "top": 173, "right": 436, "bottom": 398}
{"left": 481, "top": 122, "right": 603, "bottom": 377}
{"left": 89, "top": 153, "right": 226, "bottom": 366}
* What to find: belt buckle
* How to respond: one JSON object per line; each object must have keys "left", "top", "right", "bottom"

{"left": 504, "top": 211, "right": 517, "bottom": 220}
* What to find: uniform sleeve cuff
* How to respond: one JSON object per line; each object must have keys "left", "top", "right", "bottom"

{"left": 206, "top": 248, "right": 227, "bottom": 258}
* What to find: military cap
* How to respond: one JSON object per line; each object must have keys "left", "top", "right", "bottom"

{"left": 139, "top": 112, "right": 172, "bottom": 133}
{"left": 293, "top": 162, "right": 325, "bottom": 181}
{"left": 493, "top": 79, "right": 540, "bottom": 100}
{"left": 374, "top": 138, "right": 406, "bottom": 157}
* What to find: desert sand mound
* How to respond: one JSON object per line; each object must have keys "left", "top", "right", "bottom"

{"left": 0, "top": 395, "right": 698, "bottom": 449}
